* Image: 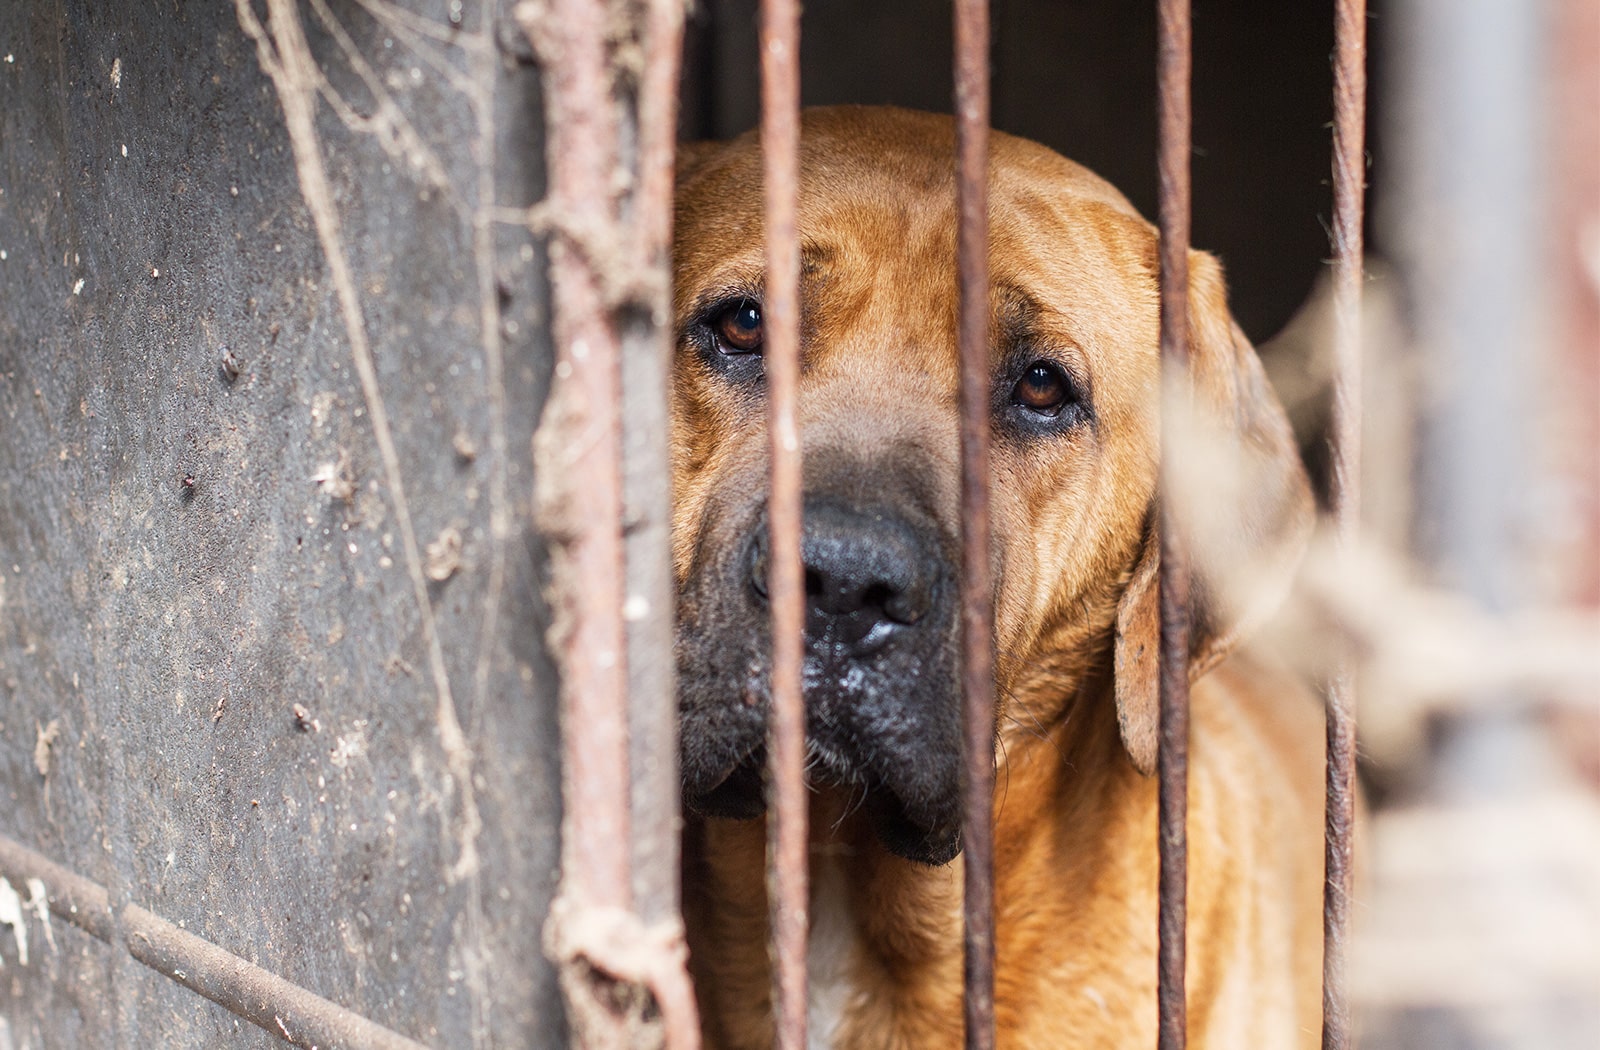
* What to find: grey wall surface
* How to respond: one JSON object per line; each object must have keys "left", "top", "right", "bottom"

{"left": 0, "top": 2, "right": 562, "bottom": 1046}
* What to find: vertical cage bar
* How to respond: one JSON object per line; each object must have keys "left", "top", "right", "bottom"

{"left": 1155, "top": 1, "right": 1192, "bottom": 1047}
{"left": 536, "top": 0, "right": 633, "bottom": 916}
{"left": 1385, "top": 2, "right": 1558, "bottom": 1045}
{"left": 629, "top": 2, "right": 704, "bottom": 1045}
{"left": 626, "top": 0, "right": 689, "bottom": 927}
{"left": 758, "top": 1, "right": 808, "bottom": 1047}
{"left": 1322, "top": 1, "right": 1366, "bottom": 1047}
{"left": 954, "top": 1, "right": 996, "bottom": 1048}
{"left": 522, "top": 1, "right": 701, "bottom": 1043}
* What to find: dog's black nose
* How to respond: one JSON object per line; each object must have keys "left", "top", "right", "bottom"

{"left": 749, "top": 503, "right": 935, "bottom": 653}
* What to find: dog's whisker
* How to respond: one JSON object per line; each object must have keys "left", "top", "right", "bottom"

{"left": 993, "top": 732, "right": 1014, "bottom": 823}
{"left": 833, "top": 782, "right": 871, "bottom": 832}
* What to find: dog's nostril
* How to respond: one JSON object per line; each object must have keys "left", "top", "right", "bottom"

{"left": 746, "top": 504, "right": 938, "bottom": 649}
{"left": 804, "top": 568, "right": 924, "bottom": 650}
{"left": 860, "top": 582, "right": 893, "bottom": 616}
{"left": 798, "top": 507, "right": 937, "bottom": 650}
{"left": 879, "top": 586, "right": 925, "bottom": 626}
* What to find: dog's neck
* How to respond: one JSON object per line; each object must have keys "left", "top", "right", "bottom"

{"left": 682, "top": 796, "right": 964, "bottom": 1050}
{"left": 683, "top": 683, "right": 1133, "bottom": 1049}
{"left": 805, "top": 835, "right": 866, "bottom": 1048}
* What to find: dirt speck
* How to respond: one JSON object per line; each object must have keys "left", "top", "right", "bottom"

{"left": 311, "top": 448, "right": 356, "bottom": 502}
{"left": 452, "top": 429, "right": 478, "bottom": 463}
{"left": 329, "top": 730, "right": 366, "bottom": 769}
{"left": 309, "top": 390, "right": 338, "bottom": 430}
{"left": 33, "top": 718, "right": 61, "bottom": 777}
{"left": 424, "top": 526, "right": 463, "bottom": 582}
{"left": 218, "top": 344, "right": 242, "bottom": 382}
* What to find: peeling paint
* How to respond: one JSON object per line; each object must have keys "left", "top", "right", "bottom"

{"left": 0, "top": 877, "right": 28, "bottom": 965}
{"left": 24, "top": 880, "right": 52, "bottom": 955}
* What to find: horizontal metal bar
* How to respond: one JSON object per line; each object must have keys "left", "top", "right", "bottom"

{"left": 0, "top": 833, "right": 430, "bottom": 1050}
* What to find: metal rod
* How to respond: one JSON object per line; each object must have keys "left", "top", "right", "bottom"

{"left": 953, "top": 1, "right": 996, "bottom": 1048}
{"left": 527, "top": 0, "right": 634, "bottom": 917}
{"left": 519, "top": 1, "right": 705, "bottom": 1043}
{"left": 625, "top": 4, "right": 704, "bottom": 1046}
{"left": 758, "top": 1, "right": 808, "bottom": 1047}
{"left": 1155, "top": 0, "right": 1193, "bottom": 1047}
{"left": 627, "top": 0, "right": 689, "bottom": 926}
{"left": 0, "top": 834, "right": 430, "bottom": 1050}
{"left": 1322, "top": 1, "right": 1366, "bottom": 1046}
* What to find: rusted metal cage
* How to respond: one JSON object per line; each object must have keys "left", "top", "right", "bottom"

{"left": 542, "top": 0, "right": 1368, "bottom": 1047}
{"left": 5, "top": 1, "right": 1599, "bottom": 1048}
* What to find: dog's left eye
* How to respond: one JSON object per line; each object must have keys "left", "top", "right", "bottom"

{"left": 1011, "top": 362, "right": 1072, "bottom": 416}
{"left": 713, "top": 300, "right": 764, "bottom": 354}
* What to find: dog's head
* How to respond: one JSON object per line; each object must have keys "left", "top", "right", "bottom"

{"left": 672, "top": 107, "right": 1311, "bottom": 865}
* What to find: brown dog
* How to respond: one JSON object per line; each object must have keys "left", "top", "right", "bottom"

{"left": 672, "top": 107, "right": 1324, "bottom": 1048}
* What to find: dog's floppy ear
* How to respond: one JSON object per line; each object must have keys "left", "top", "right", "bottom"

{"left": 1113, "top": 251, "right": 1315, "bottom": 775}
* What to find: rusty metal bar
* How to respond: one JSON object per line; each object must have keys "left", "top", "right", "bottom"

{"left": 1550, "top": 0, "right": 1600, "bottom": 607}
{"left": 0, "top": 833, "right": 430, "bottom": 1050}
{"left": 626, "top": 0, "right": 690, "bottom": 927}
{"left": 953, "top": 1, "right": 996, "bottom": 1048}
{"left": 1322, "top": 1, "right": 1366, "bottom": 1046}
{"left": 1155, "top": 0, "right": 1193, "bottom": 1047}
{"left": 520, "top": 3, "right": 701, "bottom": 1046}
{"left": 622, "top": 4, "right": 704, "bottom": 1046}
{"left": 758, "top": 1, "right": 808, "bottom": 1047}
{"left": 525, "top": 0, "right": 633, "bottom": 917}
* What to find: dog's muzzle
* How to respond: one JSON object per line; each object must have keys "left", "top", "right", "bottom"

{"left": 678, "top": 495, "right": 966, "bottom": 865}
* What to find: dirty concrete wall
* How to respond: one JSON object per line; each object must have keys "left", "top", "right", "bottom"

{"left": 0, "top": 1, "right": 563, "bottom": 1046}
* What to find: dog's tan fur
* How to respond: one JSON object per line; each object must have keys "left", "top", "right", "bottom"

{"left": 673, "top": 107, "right": 1324, "bottom": 1048}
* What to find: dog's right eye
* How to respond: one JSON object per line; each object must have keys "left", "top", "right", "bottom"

{"left": 1010, "top": 360, "right": 1080, "bottom": 418}
{"left": 713, "top": 300, "right": 764, "bottom": 355}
